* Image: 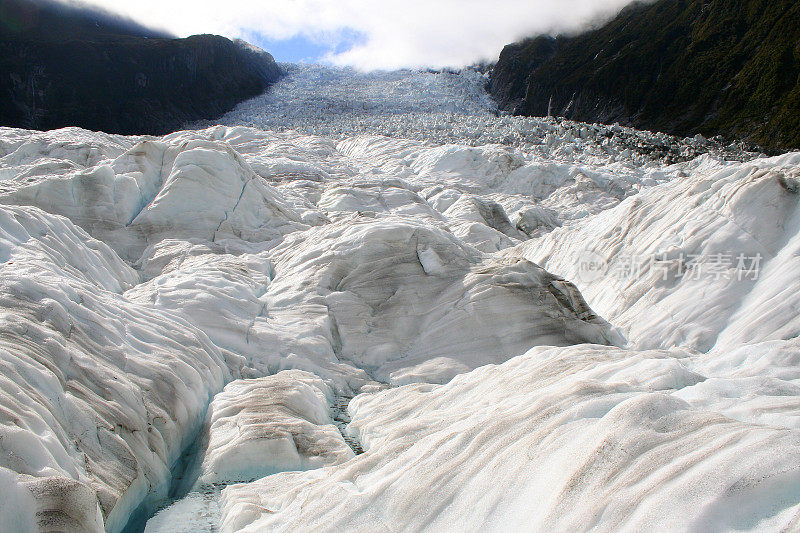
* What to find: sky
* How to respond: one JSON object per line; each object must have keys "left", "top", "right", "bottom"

{"left": 77, "top": 0, "right": 641, "bottom": 69}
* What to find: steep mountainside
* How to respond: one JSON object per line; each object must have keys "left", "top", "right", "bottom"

{"left": 490, "top": 0, "right": 800, "bottom": 152}
{"left": 0, "top": 0, "right": 282, "bottom": 134}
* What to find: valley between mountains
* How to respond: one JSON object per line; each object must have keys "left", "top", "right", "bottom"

{"left": 0, "top": 66, "right": 799, "bottom": 532}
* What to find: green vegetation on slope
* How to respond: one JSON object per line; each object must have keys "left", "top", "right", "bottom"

{"left": 491, "top": 0, "right": 800, "bottom": 152}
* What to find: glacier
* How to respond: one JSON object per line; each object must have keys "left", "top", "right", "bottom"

{"left": 0, "top": 65, "right": 798, "bottom": 532}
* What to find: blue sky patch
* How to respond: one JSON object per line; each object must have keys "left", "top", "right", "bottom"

{"left": 243, "top": 27, "right": 367, "bottom": 63}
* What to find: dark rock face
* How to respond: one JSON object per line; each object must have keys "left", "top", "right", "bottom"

{"left": 0, "top": 0, "right": 282, "bottom": 135}
{"left": 489, "top": 36, "right": 559, "bottom": 114}
{"left": 490, "top": 0, "right": 800, "bottom": 152}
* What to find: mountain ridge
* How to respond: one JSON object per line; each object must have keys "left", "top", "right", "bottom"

{"left": 0, "top": 0, "right": 282, "bottom": 135}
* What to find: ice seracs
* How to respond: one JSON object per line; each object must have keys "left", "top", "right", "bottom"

{"left": 206, "top": 64, "right": 757, "bottom": 163}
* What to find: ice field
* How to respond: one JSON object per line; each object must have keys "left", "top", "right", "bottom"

{"left": 0, "top": 65, "right": 798, "bottom": 532}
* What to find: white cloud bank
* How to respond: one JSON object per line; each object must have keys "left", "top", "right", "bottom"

{"left": 80, "top": 0, "right": 641, "bottom": 69}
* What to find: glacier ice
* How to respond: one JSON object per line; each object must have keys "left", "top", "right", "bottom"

{"left": 198, "top": 370, "right": 353, "bottom": 484}
{"left": 0, "top": 65, "right": 798, "bottom": 532}
{"left": 510, "top": 154, "right": 800, "bottom": 352}
{"left": 221, "top": 345, "right": 800, "bottom": 532}
{"left": 143, "top": 370, "right": 353, "bottom": 533}
{"left": 0, "top": 204, "right": 236, "bottom": 532}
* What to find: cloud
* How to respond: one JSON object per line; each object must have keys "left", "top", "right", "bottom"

{"left": 78, "top": 0, "right": 641, "bottom": 69}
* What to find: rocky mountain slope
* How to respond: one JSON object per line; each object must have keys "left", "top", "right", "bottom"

{"left": 0, "top": 0, "right": 282, "bottom": 135}
{"left": 490, "top": 0, "right": 800, "bottom": 152}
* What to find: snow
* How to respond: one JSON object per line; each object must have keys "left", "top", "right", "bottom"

{"left": 0, "top": 64, "right": 798, "bottom": 532}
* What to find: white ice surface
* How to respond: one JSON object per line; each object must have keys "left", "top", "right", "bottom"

{"left": 510, "top": 153, "right": 800, "bottom": 352}
{"left": 222, "top": 344, "right": 800, "bottom": 533}
{"left": 0, "top": 65, "right": 797, "bottom": 532}
{"left": 199, "top": 370, "right": 353, "bottom": 484}
{"left": 144, "top": 370, "right": 352, "bottom": 533}
{"left": 0, "top": 205, "right": 237, "bottom": 532}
